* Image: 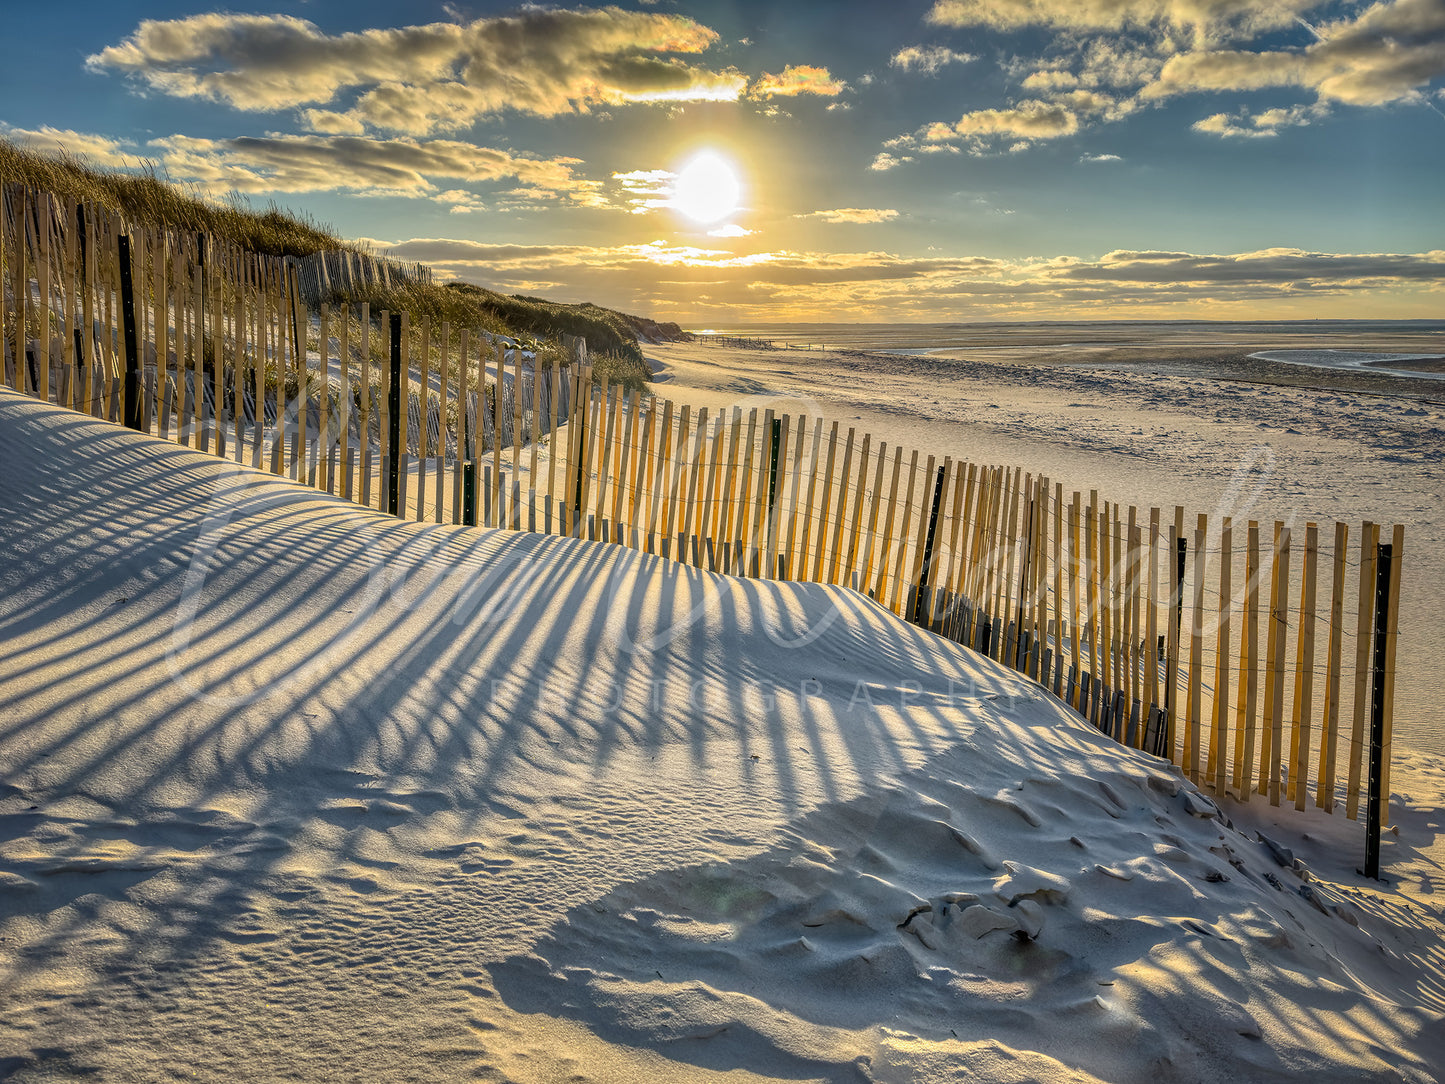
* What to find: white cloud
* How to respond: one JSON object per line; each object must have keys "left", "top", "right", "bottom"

{"left": 88, "top": 8, "right": 751, "bottom": 134}
{"left": 795, "top": 208, "right": 901, "bottom": 224}
{"left": 1192, "top": 103, "right": 1323, "bottom": 137}
{"left": 925, "top": 0, "right": 1322, "bottom": 45}
{"left": 611, "top": 168, "right": 675, "bottom": 214}
{"left": 707, "top": 224, "right": 754, "bottom": 237}
{"left": 1021, "top": 69, "right": 1079, "bottom": 90}
{"left": 880, "top": 0, "right": 1444, "bottom": 165}
{"left": 1080, "top": 152, "right": 1123, "bottom": 161}
{"left": 955, "top": 99, "right": 1080, "bottom": 138}
{"left": 0, "top": 125, "right": 140, "bottom": 168}
{"left": 890, "top": 45, "right": 975, "bottom": 74}
{"left": 1144, "top": 0, "right": 1445, "bottom": 107}
{"left": 748, "top": 64, "right": 845, "bottom": 98}
{"left": 146, "top": 133, "right": 601, "bottom": 204}
{"left": 366, "top": 236, "right": 1445, "bottom": 321}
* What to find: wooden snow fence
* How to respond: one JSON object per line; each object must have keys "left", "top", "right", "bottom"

{"left": 0, "top": 182, "right": 576, "bottom": 529}
{"left": 0, "top": 181, "right": 1405, "bottom": 842}
{"left": 292, "top": 249, "right": 433, "bottom": 308}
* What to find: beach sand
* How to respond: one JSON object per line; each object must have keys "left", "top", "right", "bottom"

{"left": 643, "top": 337, "right": 1445, "bottom": 763}
{"left": 3, "top": 386, "right": 1444, "bottom": 1081}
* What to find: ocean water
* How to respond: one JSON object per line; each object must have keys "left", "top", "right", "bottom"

{"left": 1250, "top": 349, "right": 1445, "bottom": 381}
{"left": 708, "top": 319, "right": 1445, "bottom": 364}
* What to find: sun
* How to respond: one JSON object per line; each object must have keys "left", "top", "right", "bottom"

{"left": 671, "top": 151, "right": 741, "bottom": 225}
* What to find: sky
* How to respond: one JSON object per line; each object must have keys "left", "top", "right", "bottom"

{"left": 2, "top": 0, "right": 1444, "bottom": 325}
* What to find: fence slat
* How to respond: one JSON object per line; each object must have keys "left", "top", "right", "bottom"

{"left": 1210, "top": 519, "right": 1233, "bottom": 794}
{"left": 1290, "top": 524, "right": 1320, "bottom": 809}
{"left": 1185, "top": 516, "right": 1206, "bottom": 783}
{"left": 827, "top": 429, "right": 855, "bottom": 586}
{"left": 1264, "top": 523, "right": 1292, "bottom": 806}
{"left": 1234, "top": 522, "right": 1262, "bottom": 799}
{"left": 679, "top": 406, "right": 705, "bottom": 563}
{"left": 1313, "top": 522, "right": 1346, "bottom": 810}
{"left": 889, "top": 452, "right": 918, "bottom": 617}
{"left": 783, "top": 417, "right": 806, "bottom": 581}
{"left": 701, "top": 411, "right": 725, "bottom": 566}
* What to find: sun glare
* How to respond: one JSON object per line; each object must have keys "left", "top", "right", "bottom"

{"left": 672, "top": 151, "right": 741, "bottom": 225}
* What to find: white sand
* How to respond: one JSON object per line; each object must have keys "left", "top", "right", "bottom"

{"left": 2, "top": 386, "right": 1444, "bottom": 1082}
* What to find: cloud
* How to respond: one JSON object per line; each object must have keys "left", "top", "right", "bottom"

{"left": 870, "top": 152, "right": 910, "bottom": 170}
{"left": 1191, "top": 103, "right": 1323, "bottom": 137}
{"left": 88, "top": 13, "right": 466, "bottom": 112}
{"left": 1060, "top": 247, "right": 1445, "bottom": 284}
{"left": 1054, "top": 89, "right": 1132, "bottom": 116}
{"left": 880, "top": 0, "right": 1444, "bottom": 165}
{"left": 1143, "top": 49, "right": 1306, "bottom": 97}
{"left": 1079, "top": 152, "right": 1123, "bottom": 161}
{"left": 612, "top": 168, "right": 675, "bottom": 213}
{"left": 1077, "top": 39, "right": 1171, "bottom": 87}
{"left": 146, "top": 133, "right": 600, "bottom": 205}
{"left": 708, "top": 224, "right": 754, "bottom": 237}
{"left": 884, "top": 97, "right": 1090, "bottom": 160}
{"left": 925, "top": 0, "right": 1321, "bottom": 44}
{"left": 955, "top": 99, "right": 1080, "bottom": 137}
{"left": 87, "top": 8, "right": 749, "bottom": 133}
{"left": 364, "top": 236, "right": 1445, "bottom": 322}
{"left": 1021, "top": 69, "right": 1079, "bottom": 90}
{"left": 749, "top": 64, "right": 845, "bottom": 98}
{"left": 1143, "top": 0, "right": 1445, "bottom": 107}
{"left": 890, "top": 45, "right": 976, "bottom": 74}
{"left": 0, "top": 125, "right": 140, "bottom": 168}
{"left": 795, "top": 208, "right": 900, "bottom": 224}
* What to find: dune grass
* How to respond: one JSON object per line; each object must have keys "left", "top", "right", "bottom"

{"left": 0, "top": 137, "right": 342, "bottom": 258}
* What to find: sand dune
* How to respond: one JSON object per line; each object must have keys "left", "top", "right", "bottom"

{"left": 2, "top": 387, "right": 1443, "bottom": 1082}
{"left": 644, "top": 338, "right": 1445, "bottom": 763}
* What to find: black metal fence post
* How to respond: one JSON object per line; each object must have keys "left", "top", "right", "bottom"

{"left": 387, "top": 312, "right": 402, "bottom": 516}
{"left": 1164, "top": 533, "right": 1187, "bottom": 738}
{"left": 913, "top": 464, "right": 946, "bottom": 626}
{"left": 461, "top": 410, "right": 476, "bottom": 526}
{"left": 75, "top": 204, "right": 88, "bottom": 378}
{"left": 118, "top": 234, "right": 141, "bottom": 431}
{"left": 1016, "top": 495, "right": 1036, "bottom": 670}
{"left": 1362, "top": 541, "right": 1393, "bottom": 881}
{"left": 767, "top": 417, "right": 782, "bottom": 516}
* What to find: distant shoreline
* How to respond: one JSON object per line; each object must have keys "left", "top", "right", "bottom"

{"left": 688, "top": 318, "right": 1445, "bottom": 361}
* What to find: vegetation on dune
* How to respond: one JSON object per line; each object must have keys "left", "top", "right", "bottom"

{"left": 587, "top": 351, "right": 653, "bottom": 395}
{"left": 0, "top": 138, "right": 341, "bottom": 258}
{"left": 0, "top": 136, "right": 679, "bottom": 384}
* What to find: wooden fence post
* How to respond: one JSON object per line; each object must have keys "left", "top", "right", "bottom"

{"left": 1362, "top": 538, "right": 1394, "bottom": 880}
{"left": 119, "top": 234, "right": 141, "bottom": 431}
{"left": 1380, "top": 524, "right": 1404, "bottom": 830}
{"left": 914, "top": 463, "right": 946, "bottom": 626}
{"left": 1264, "top": 523, "right": 1292, "bottom": 806}
{"left": 387, "top": 311, "right": 402, "bottom": 516}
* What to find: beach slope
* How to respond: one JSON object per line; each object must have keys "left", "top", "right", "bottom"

{"left": 1, "top": 387, "right": 1442, "bottom": 1082}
